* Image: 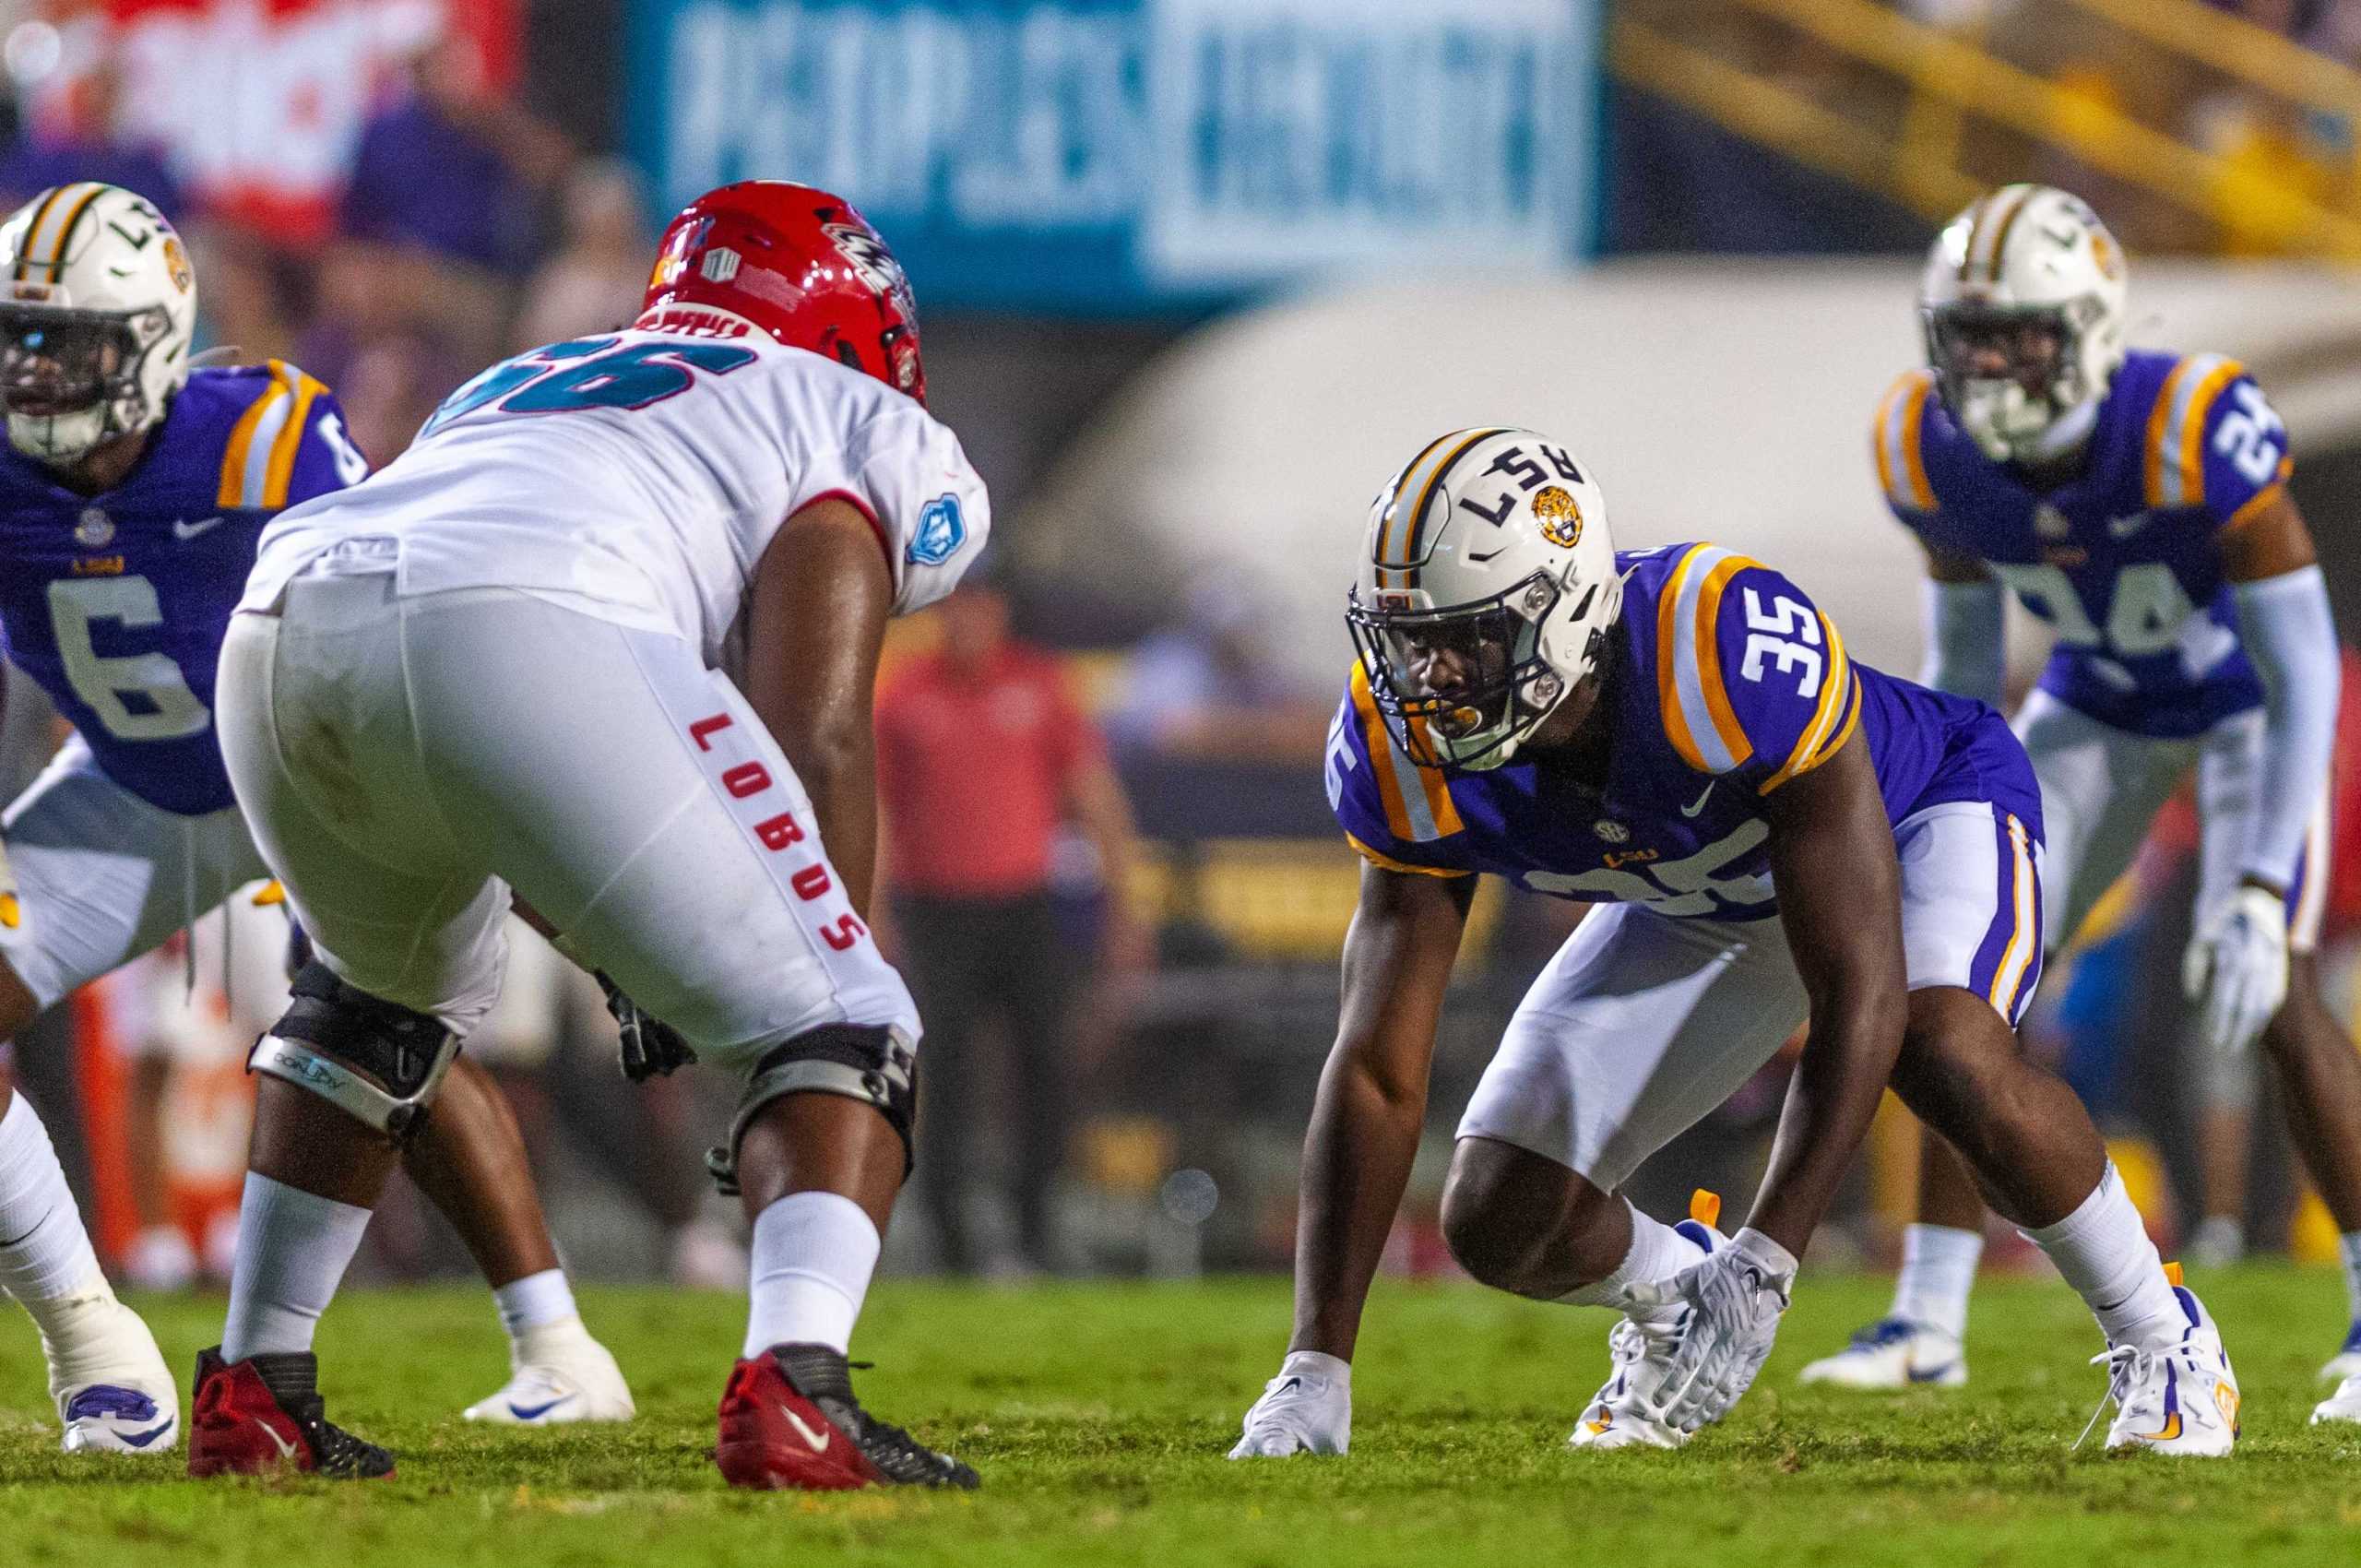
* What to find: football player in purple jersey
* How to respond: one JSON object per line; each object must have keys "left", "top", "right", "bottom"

{"left": 0, "top": 184, "right": 629, "bottom": 1455}
{"left": 1230, "top": 428, "right": 2237, "bottom": 1459}
{"left": 1804, "top": 185, "right": 2361, "bottom": 1425}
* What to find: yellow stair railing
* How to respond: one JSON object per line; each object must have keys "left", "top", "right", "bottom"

{"left": 1610, "top": 0, "right": 2361, "bottom": 261}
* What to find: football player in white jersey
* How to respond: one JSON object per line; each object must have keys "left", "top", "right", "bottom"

{"left": 190, "top": 182, "right": 987, "bottom": 1488}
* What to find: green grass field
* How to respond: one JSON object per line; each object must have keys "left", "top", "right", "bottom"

{"left": 4, "top": 1268, "right": 2361, "bottom": 1566}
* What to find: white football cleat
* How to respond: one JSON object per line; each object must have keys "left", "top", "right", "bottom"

{"left": 2318, "top": 1322, "right": 2361, "bottom": 1385}
{"left": 42, "top": 1281, "right": 178, "bottom": 1454}
{"left": 461, "top": 1319, "right": 635, "bottom": 1425}
{"left": 1797, "top": 1318, "right": 1965, "bottom": 1389}
{"left": 1569, "top": 1191, "right": 1726, "bottom": 1453}
{"left": 2312, "top": 1373, "right": 2361, "bottom": 1425}
{"left": 2092, "top": 1284, "right": 2237, "bottom": 1457}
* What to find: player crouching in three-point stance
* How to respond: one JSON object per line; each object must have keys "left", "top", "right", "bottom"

{"left": 1806, "top": 187, "right": 2361, "bottom": 1423}
{"left": 189, "top": 182, "right": 984, "bottom": 1487}
{"left": 0, "top": 183, "right": 626, "bottom": 1455}
{"left": 1231, "top": 429, "right": 2238, "bottom": 1460}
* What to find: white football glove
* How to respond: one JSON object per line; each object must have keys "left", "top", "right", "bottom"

{"left": 2182, "top": 883, "right": 2290, "bottom": 1055}
{"left": 1634, "top": 1228, "right": 1797, "bottom": 1433}
{"left": 1229, "top": 1350, "right": 1350, "bottom": 1457}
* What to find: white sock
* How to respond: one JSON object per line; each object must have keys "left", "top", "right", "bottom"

{"left": 220, "top": 1173, "right": 373, "bottom": 1362}
{"left": 1557, "top": 1201, "right": 1708, "bottom": 1322}
{"left": 492, "top": 1268, "right": 579, "bottom": 1342}
{"left": 2340, "top": 1233, "right": 2361, "bottom": 1325}
{"left": 2020, "top": 1162, "right": 2182, "bottom": 1348}
{"left": 0, "top": 1095, "right": 102, "bottom": 1309}
{"left": 1892, "top": 1223, "right": 1982, "bottom": 1340}
{"left": 743, "top": 1192, "right": 881, "bottom": 1357}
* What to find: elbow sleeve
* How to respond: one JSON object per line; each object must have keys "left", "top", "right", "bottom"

{"left": 2231, "top": 564, "right": 2340, "bottom": 885}
{"left": 1917, "top": 578, "right": 2007, "bottom": 707}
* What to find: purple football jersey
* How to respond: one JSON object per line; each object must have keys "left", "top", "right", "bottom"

{"left": 0, "top": 362, "right": 365, "bottom": 814}
{"left": 1876, "top": 349, "right": 2287, "bottom": 739}
{"left": 1328, "top": 543, "right": 2040, "bottom": 921}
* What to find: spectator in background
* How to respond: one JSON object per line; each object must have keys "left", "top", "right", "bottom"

{"left": 875, "top": 575, "right": 1149, "bottom": 1276}
{"left": 1105, "top": 581, "right": 1331, "bottom": 766}
{"left": 184, "top": 225, "right": 303, "bottom": 367}
{"left": 0, "top": 53, "right": 183, "bottom": 220}
{"left": 313, "top": 24, "right": 568, "bottom": 378}
{"left": 513, "top": 159, "right": 654, "bottom": 350}
{"left": 336, "top": 329, "right": 464, "bottom": 468}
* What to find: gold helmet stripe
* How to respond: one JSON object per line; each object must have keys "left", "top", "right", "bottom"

{"left": 1977, "top": 184, "right": 2035, "bottom": 284}
{"left": 11, "top": 184, "right": 73, "bottom": 280}
{"left": 44, "top": 183, "right": 111, "bottom": 283}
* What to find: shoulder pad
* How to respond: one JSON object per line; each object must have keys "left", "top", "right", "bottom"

{"left": 217, "top": 360, "right": 331, "bottom": 510}
{"left": 2142, "top": 352, "right": 2244, "bottom": 510}
{"left": 1872, "top": 369, "right": 1939, "bottom": 513}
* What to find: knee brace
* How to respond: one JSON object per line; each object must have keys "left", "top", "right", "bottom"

{"left": 706, "top": 1022, "right": 917, "bottom": 1194}
{"left": 247, "top": 961, "right": 461, "bottom": 1144}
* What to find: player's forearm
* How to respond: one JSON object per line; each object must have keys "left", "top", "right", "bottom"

{"left": 1745, "top": 989, "right": 1904, "bottom": 1258}
{"left": 780, "top": 721, "right": 883, "bottom": 918}
{"left": 2230, "top": 565, "right": 2339, "bottom": 888}
{"left": 1287, "top": 1045, "right": 1429, "bottom": 1361}
{"left": 1916, "top": 578, "right": 2006, "bottom": 706}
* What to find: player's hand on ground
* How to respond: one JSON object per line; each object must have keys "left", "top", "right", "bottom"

{"left": 2182, "top": 882, "right": 2288, "bottom": 1055}
{"left": 1641, "top": 1229, "right": 1796, "bottom": 1433}
{"left": 600, "top": 973, "right": 697, "bottom": 1080}
{"left": 1229, "top": 1350, "right": 1350, "bottom": 1457}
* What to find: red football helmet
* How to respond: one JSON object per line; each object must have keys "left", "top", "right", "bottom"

{"left": 638, "top": 181, "right": 926, "bottom": 404}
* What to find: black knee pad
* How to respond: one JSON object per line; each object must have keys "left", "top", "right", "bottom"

{"left": 706, "top": 1023, "right": 918, "bottom": 1194}
{"left": 247, "top": 961, "right": 460, "bottom": 1143}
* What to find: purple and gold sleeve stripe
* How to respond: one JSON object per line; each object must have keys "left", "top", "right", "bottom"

{"left": 1347, "top": 661, "right": 1464, "bottom": 845}
{"left": 2143, "top": 353, "right": 2245, "bottom": 510}
{"left": 219, "top": 361, "right": 329, "bottom": 511}
{"left": 1656, "top": 544, "right": 1762, "bottom": 776}
{"left": 1758, "top": 612, "right": 1859, "bottom": 794}
{"left": 1873, "top": 370, "right": 1937, "bottom": 513}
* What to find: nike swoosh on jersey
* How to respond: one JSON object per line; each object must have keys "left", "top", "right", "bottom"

{"left": 1680, "top": 780, "right": 1716, "bottom": 817}
{"left": 172, "top": 516, "right": 226, "bottom": 540}
{"left": 2106, "top": 513, "right": 2151, "bottom": 538}
{"left": 507, "top": 1395, "right": 575, "bottom": 1421}
{"left": 785, "top": 1409, "right": 833, "bottom": 1453}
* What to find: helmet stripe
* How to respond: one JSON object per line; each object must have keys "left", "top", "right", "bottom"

{"left": 13, "top": 184, "right": 70, "bottom": 280}
{"left": 1953, "top": 192, "right": 1993, "bottom": 282}
{"left": 43, "top": 184, "right": 110, "bottom": 283}
{"left": 1978, "top": 185, "right": 2035, "bottom": 283}
{"left": 1376, "top": 429, "right": 1460, "bottom": 584}
{"left": 1389, "top": 427, "right": 1506, "bottom": 587}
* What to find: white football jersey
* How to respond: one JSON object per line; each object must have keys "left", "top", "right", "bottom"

{"left": 241, "top": 331, "right": 989, "bottom": 661}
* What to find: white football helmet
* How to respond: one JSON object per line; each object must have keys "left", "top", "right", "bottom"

{"left": 0, "top": 183, "right": 196, "bottom": 466}
{"left": 1919, "top": 184, "right": 2127, "bottom": 465}
{"left": 1347, "top": 427, "right": 1620, "bottom": 771}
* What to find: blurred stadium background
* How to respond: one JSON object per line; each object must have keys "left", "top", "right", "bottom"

{"left": 6, "top": 0, "right": 2361, "bottom": 1300}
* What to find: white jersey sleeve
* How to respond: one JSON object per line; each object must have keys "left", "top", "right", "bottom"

{"left": 788, "top": 398, "right": 989, "bottom": 616}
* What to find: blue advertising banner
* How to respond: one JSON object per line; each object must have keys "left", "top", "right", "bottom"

{"left": 629, "top": 0, "right": 1602, "bottom": 312}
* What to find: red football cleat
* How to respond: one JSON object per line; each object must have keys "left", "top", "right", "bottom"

{"left": 185, "top": 1348, "right": 393, "bottom": 1479}
{"left": 715, "top": 1343, "right": 976, "bottom": 1491}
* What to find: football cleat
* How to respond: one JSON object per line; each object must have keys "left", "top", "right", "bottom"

{"left": 461, "top": 1321, "right": 635, "bottom": 1425}
{"left": 1568, "top": 1192, "right": 1726, "bottom": 1453}
{"left": 2312, "top": 1373, "right": 2361, "bottom": 1425}
{"left": 1796, "top": 1318, "right": 1966, "bottom": 1390}
{"left": 185, "top": 1348, "right": 393, "bottom": 1479}
{"left": 43, "top": 1281, "right": 178, "bottom": 1454}
{"left": 715, "top": 1343, "right": 977, "bottom": 1491}
{"left": 2089, "top": 1286, "right": 2237, "bottom": 1458}
{"left": 2318, "top": 1320, "right": 2361, "bottom": 1384}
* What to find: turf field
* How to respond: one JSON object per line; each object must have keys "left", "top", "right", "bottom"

{"left": 4, "top": 1268, "right": 2361, "bottom": 1566}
